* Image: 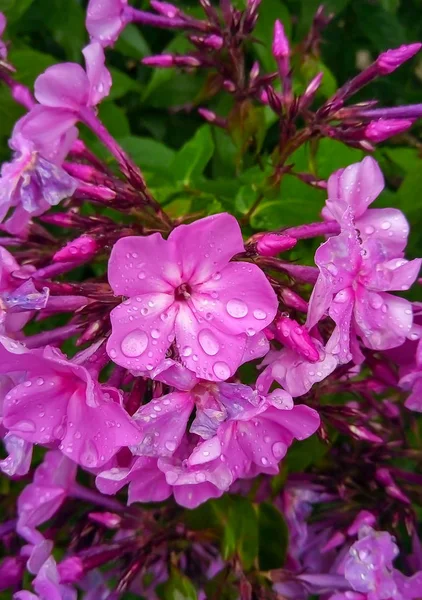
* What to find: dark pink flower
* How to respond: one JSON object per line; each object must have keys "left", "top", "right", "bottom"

{"left": 0, "top": 13, "right": 7, "bottom": 59}
{"left": 0, "top": 337, "right": 140, "bottom": 468}
{"left": 106, "top": 213, "right": 278, "bottom": 381}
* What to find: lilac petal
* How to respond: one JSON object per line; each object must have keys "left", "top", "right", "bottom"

{"left": 1, "top": 280, "right": 49, "bottom": 312}
{"left": 150, "top": 359, "right": 198, "bottom": 391}
{"left": 326, "top": 156, "right": 384, "bottom": 222}
{"left": 0, "top": 433, "right": 33, "bottom": 476}
{"left": 107, "top": 293, "right": 177, "bottom": 373}
{"left": 188, "top": 437, "right": 222, "bottom": 466}
{"left": 327, "top": 288, "right": 355, "bottom": 364}
{"left": 357, "top": 207, "right": 410, "bottom": 259}
{"left": 400, "top": 372, "right": 422, "bottom": 412}
{"left": 82, "top": 42, "right": 112, "bottom": 106}
{"left": 194, "top": 261, "right": 278, "bottom": 336}
{"left": 354, "top": 286, "right": 413, "bottom": 350}
{"left": 108, "top": 233, "right": 178, "bottom": 296}
{"left": 168, "top": 213, "right": 245, "bottom": 285}
{"left": 32, "top": 556, "right": 77, "bottom": 600}
{"left": 173, "top": 482, "right": 224, "bottom": 509}
{"left": 174, "top": 302, "right": 247, "bottom": 382}
{"left": 363, "top": 257, "right": 421, "bottom": 293}
{"left": 242, "top": 331, "right": 270, "bottom": 362}
{"left": 131, "top": 392, "right": 194, "bottom": 457}
{"left": 35, "top": 63, "right": 90, "bottom": 111}
{"left": 86, "top": 0, "right": 127, "bottom": 47}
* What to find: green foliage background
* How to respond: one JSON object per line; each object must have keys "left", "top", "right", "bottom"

{"left": 0, "top": 0, "right": 421, "bottom": 597}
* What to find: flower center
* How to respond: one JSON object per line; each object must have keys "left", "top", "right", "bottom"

{"left": 175, "top": 282, "right": 192, "bottom": 301}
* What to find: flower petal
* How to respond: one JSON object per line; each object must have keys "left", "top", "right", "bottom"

{"left": 354, "top": 285, "right": 413, "bottom": 350}
{"left": 327, "top": 287, "right": 355, "bottom": 364}
{"left": 83, "top": 42, "right": 112, "bottom": 106}
{"left": 35, "top": 63, "right": 90, "bottom": 111}
{"left": 108, "top": 233, "right": 178, "bottom": 296}
{"left": 174, "top": 302, "right": 246, "bottom": 381}
{"left": 168, "top": 213, "right": 244, "bottom": 284}
{"left": 194, "top": 262, "right": 278, "bottom": 336}
{"left": 357, "top": 208, "right": 410, "bottom": 259}
{"left": 107, "top": 293, "right": 176, "bottom": 372}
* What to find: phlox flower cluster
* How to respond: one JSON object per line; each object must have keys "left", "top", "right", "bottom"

{"left": 0, "top": 1, "right": 421, "bottom": 598}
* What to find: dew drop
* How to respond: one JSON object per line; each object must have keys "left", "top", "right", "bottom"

{"left": 166, "top": 471, "right": 179, "bottom": 485}
{"left": 138, "top": 271, "right": 146, "bottom": 280}
{"left": 212, "top": 361, "right": 231, "bottom": 380}
{"left": 365, "top": 225, "right": 375, "bottom": 235}
{"left": 381, "top": 221, "right": 391, "bottom": 230}
{"left": 198, "top": 329, "right": 220, "bottom": 356}
{"left": 121, "top": 330, "right": 148, "bottom": 357}
{"left": 326, "top": 262, "right": 338, "bottom": 276}
{"left": 369, "top": 295, "right": 383, "bottom": 309}
{"left": 36, "top": 378, "right": 44, "bottom": 386}
{"left": 195, "top": 472, "right": 206, "bottom": 483}
{"left": 272, "top": 441, "right": 287, "bottom": 459}
{"left": 226, "top": 298, "right": 248, "bottom": 318}
{"left": 151, "top": 329, "right": 160, "bottom": 339}
{"left": 165, "top": 441, "right": 176, "bottom": 452}
{"left": 212, "top": 272, "right": 222, "bottom": 281}
{"left": 261, "top": 457, "right": 269, "bottom": 466}
{"left": 181, "top": 346, "right": 193, "bottom": 357}
{"left": 253, "top": 309, "right": 267, "bottom": 320}
{"left": 14, "top": 419, "right": 36, "bottom": 433}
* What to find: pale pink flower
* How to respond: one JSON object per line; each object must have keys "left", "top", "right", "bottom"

{"left": 106, "top": 213, "right": 278, "bottom": 381}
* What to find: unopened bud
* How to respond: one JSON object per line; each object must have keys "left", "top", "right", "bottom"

{"left": 256, "top": 233, "right": 297, "bottom": 256}
{"left": 273, "top": 20, "right": 290, "bottom": 79}
{"left": 150, "top": 0, "right": 180, "bottom": 18}
{"left": 275, "top": 316, "right": 320, "bottom": 362}
{"left": 58, "top": 557, "right": 84, "bottom": 584}
{"left": 54, "top": 235, "right": 99, "bottom": 263}
{"left": 364, "top": 118, "right": 413, "bottom": 142}
{"left": 376, "top": 43, "right": 422, "bottom": 75}
{"left": 198, "top": 108, "right": 227, "bottom": 128}
{"left": 280, "top": 288, "right": 308, "bottom": 312}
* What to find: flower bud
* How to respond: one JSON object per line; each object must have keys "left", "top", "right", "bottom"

{"left": 275, "top": 316, "right": 320, "bottom": 362}
{"left": 364, "top": 118, "right": 413, "bottom": 142}
{"left": 58, "top": 557, "right": 84, "bottom": 584}
{"left": 273, "top": 20, "right": 290, "bottom": 78}
{"left": 150, "top": 0, "right": 180, "bottom": 18}
{"left": 53, "top": 235, "right": 99, "bottom": 263}
{"left": 376, "top": 43, "right": 422, "bottom": 75}
{"left": 256, "top": 233, "right": 297, "bottom": 256}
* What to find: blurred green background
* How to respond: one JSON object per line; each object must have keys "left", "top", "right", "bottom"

{"left": 0, "top": 0, "right": 421, "bottom": 258}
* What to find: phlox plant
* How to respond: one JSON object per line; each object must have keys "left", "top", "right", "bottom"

{"left": 0, "top": 0, "right": 422, "bottom": 598}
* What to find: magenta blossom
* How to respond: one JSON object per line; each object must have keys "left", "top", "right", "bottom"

{"left": 0, "top": 133, "right": 77, "bottom": 235}
{"left": 308, "top": 157, "right": 421, "bottom": 361}
{"left": 0, "top": 337, "right": 140, "bottom": 468}
{"left": 106, "top": 213, "right": 278, "bottom": 381}
{"left": 17, "top": 451, "right": 76, "bottom": 546}
{"left": 86, "top": 0, "right": 128, "bottom": 47}
{"left": 14, "top": 556, "right": 76, "bottom": 600}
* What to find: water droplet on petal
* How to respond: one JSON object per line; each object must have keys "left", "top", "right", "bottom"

{"left": 365, "top": 225, "right": 375, "bottom": 235}
{"left": 226, "top": 298, "right": 248, "bottom": 318}
{"left": 151, "top": 329, "right": 160, "bottom": 339}
{"left": 14, "top": 419, "right": 36, "bottom": 433}
{"left": 166, "top": 471, "right": 179, "bottom": 485}
{"left": 181, "top": 346, "right": 192, "bottom": 357}
{"left": 195, "top": 472, "right": 206, "bottom": 483}
{"left": 198, "top": 329, "right": 220, "bottom": 356}
{"left": 213, "top": 361, "right": 231, "bottom": 380}
{"left": 165, "top": 441, "right": 176, "bottom": 452}
{"left": 81, "top": 440, "right": 99, "bottom": 467}
{"left": 381, "top": 221, "right": 391, "bottom": 230}
{"left": 246, "top": 328, "right": 256, "bottom": 337}
{"left": 272, "top": 442, "right": 287, "bottom": 459}
{"left": 121, "top": 330, "right": 148, "bottom": 357}
{"left": 369, "top": 295, "right": 383, "bottom": 309}
{"left": 138, "top": 272, "right": 146, "bottom": 280}
{"left": 36, "top": 378, "right": 44, "bottom": 386}
{"left": 261, "top": 456, "right": 269, "bottom": 466}
{"left": 326, "top": 262, "right": 338, "bottom": 276}
{"left": 253, "top": 309, "right": 267, "bottom": 320}
{"left": 212, "top": 272, "right": 222, "bottom": 281}
{"left": 109, "top": 348, "right": 117, "bottom": 359}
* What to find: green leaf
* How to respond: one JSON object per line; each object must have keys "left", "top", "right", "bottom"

{"left": 7, "top": 47, "right": 57, "bottom": 87}
{"left": 98, "top": 102, "right": 131, "bottom": 138}
{"left": 0, "top": 88, "right": 25, "bottom": 148}
{"left": 43, "top": 0, "right": 86, "bottom": 61}
{"left": 286, "top": 434, "right": 328, "bottom": 472}
{"left": 108, "top": 68, "right": 143, "bottom": 100}
{"left": 115, "top": 23, "right": 151, "bottom": 59}
{"left": 315, "top": 139, "right": 364, "bottom": 179}
{"left": 297, "top": 57, "right": 337, "bottom": 99}
{"left": 156, "top": 569, "right": 197, "bottom": 600}
{"left": 258, "top": 503, "right": 289, "bottom": 570}
{"left": 221, "top": 496, "right": 259, "bottom": 570}
{"left": 253, "top": 0, "right": 291, "bottom": 71}
{"left": 170, "top": 125, "right": 214, "bottom": 184}
{"left": 352, "top": 3, "right": 407, "bottom": 50}
{"left": 117, "top": 136, "right": 175, "bottom": 172}
{"left": 0, "top": 0, "right": 33, "bottom": 22}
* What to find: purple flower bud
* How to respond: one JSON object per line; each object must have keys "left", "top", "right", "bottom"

{"left": 57, "top": 557, "right": 84, "bottom": 584}
{"left": 89, "top": 511, "right": 122, "bottom": 528}
{"left": 376, "top": 43, "right": 422, "bottom": 75}
{"left": 273, "top": 20, "right": 290, "bottom": 79}
{"left": 0, "top": 556, "right": 24, "bottom": 591}
{"left": 280, "top": 288, "right": 308, "bottom": 312}
{"left": 364, "top": 118, "right": 414, "bottom": 142}
{"left": 198, "top": 108, "right": 227, "bottom": 128}
{"left": 299, "top": 72, "right": 324, "bottom": 110}
{"left": 275, "top": 316, "right": 320, "bottom": 362}
{"left": 347, "top": 510, "right": 376, "bottom": 536}
{"left": 223, "top": 79, "right": 236, "bottom": 92}
{"left": 142, "top": 54, "right": 201, "bottom": 68}
{"left": 202, "top": 34, "right": 224, "bottom": 50}
{"left": 0, "top": 12, "right": 8, "bottom": 60}
{"left": 150, "top": 0, "right": 180, "bottom": 18}
{"left": 256, "top": 233, "right": 297, "bottom": 256}
{"left": 53, "top": 235, "right": 99, "bottom": 263}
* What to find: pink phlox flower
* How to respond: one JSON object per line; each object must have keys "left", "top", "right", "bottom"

{"left": 0, "top": 337, "right": 140, "bottom": 468}
{"left": 106, "top": 213, "right": 278, "bottom": 381}
{"left": 14, "top": 555, "right": 76, "bottom": 600}
{"left": 0, "top": 132, "right": 77, "bottom": 235}
{"left": 17, "top": 451, "right": 76, "bottom": 546}
{"left": 344, "top": 527, "right": 422, "bottom": 600}
{"left": 86, "top": 0, "right": 128, "bottom": 47}
{"left": 0, "top": 12, "right": 7, "bottom": 59}
{"left": 256, "top": 339, "right": 338, "bottom": 397}
{"left": 34, "top": 42, "right": 111, "bottom": 113}
{"left": 189, "top": 383, "right": 320, "bottom": 481}
{"left": 308, "top": 157, "right": 421, "bottom": 361}
{"left": 0, "top": 432, "right": 33, "bottom": 477}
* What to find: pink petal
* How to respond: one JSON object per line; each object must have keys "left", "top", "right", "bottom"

{"left": 307, "top": 231, "right": 360, "bottom": 329}
{"left": 128, "top": 458, "right": 171, "bottom": 504}
{"left": 131, "top": 392, "right": 194, "bottom": 457}
{"left": 0, "top": 433, "right": 32, "bottom": 476}
{"left": 363, "top": 257, "right": 421, "bottom": 293}
{"left": 267, "top": 405, "right": 320, "bottom": 440}
{"left": 237, "top": 416, "right": 290, "bottom": 469}
{"left": 242, "top": 331, "right": 270, "bottom": 362}
{"left": 174, "top": 302, "right": 246, "bottom": 381}
{"left": 354, "top": 285, "right": 414, "bottom": 350}
{"left": 150, "top": 359, "right": 198, "bottom": 391}
{"left": 82, "top": 42, "right": 112, "bottom": 106}
{"left": 168, "top": 213, "right": 244, "bottom": 285}
{"left": 3, "top": 376, "right": 69, "bottom": 444}
{"left": 401, "top": 373, "right": 422, "bottom": 412}
{"left": 107, "top": 293, "right": 177, "bottom": 372}
{"left": 108, "top": 233, "right": 179, "bottom": 296}
{"left": 60, "top": 386, "right": 140, "bottom": 468}
{"left": 35, "top": 63, "right": 90, "bottom": 111}
{"left": 194, "top": 262, "right": 278, "bottom": 336}
{"left": 356, "top": 208, "right": 410, "bottom": 259}
{"left": 188, "top": 437, "right": 222, "bottom": 466}
{"left": 327, "top": 287, "right": 355, "bottom": 364}
{"left": 86, "top": 0, "right": 127, "bottom": 46}
{"left": 173, "top": 482, "right": 224, "bottom": 509}
{"left": 326, "top": 156, "right": 384, "bottom": 222}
